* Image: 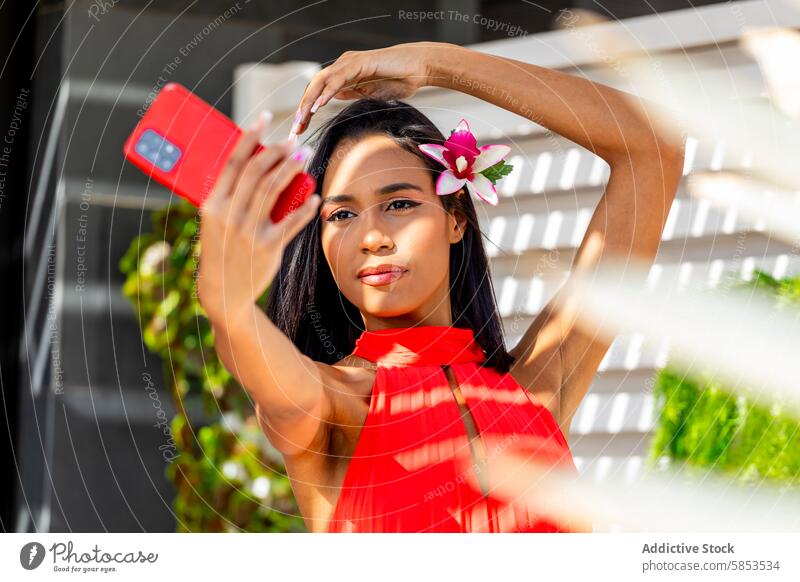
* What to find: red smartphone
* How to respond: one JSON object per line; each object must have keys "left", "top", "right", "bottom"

{"left": 123, "top": 82, "right": 316, "bottom": 221}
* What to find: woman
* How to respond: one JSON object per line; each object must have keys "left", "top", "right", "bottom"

{"left": 197, "top": 41, "right": 684, "bottom": 532}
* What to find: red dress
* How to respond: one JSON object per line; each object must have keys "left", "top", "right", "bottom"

{"left": 327, "top": 325, "right": 578, "bottom": 533}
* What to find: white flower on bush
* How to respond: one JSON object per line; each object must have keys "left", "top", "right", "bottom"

{"left": 250, "top": 476, "right": 271, "bottom": 500}
{"left": 221, "top": 460, "right": 246, "bottom": 481}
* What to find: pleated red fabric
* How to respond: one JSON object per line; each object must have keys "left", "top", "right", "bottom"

{"left": 326, "top": 325, "right": 579, "bottom": 533}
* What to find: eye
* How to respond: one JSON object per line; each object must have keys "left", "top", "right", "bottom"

{"left": 325, "top": 199, "right": 419, "bottom": 222}
{"left": 388, "top": 199, "right": 420, "bottom": 212}
{"left": 326, "top": 209, "right": 355, "bottom": 222}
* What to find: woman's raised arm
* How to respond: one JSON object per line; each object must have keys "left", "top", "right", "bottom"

{"left": 210, "top": 309, "right": 332, "bottom": 457}
{"left": 197, "top": 115, "right": 330, "bottom": 457}
{"left": 425, "top": 43, "right": 685, "bottom": 432}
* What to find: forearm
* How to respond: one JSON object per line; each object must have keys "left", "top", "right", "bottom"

{"left": 428, "top": 43, "right": 683, "bottom": 164}
{"left": 210, "top": 305, "right": 323, "bottom": 418}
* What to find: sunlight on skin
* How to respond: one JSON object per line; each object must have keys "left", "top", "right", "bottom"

{"left": 318, "top": 133, "right": 466, "bottom": 330}
{"left": 548, "top": 232, "right": 605, "bottom": 338}
{"left": 551, "top": 9, "right": 689, "bottom": 154}
{"left": 507, "top": 231, "right": 607, "bottom": 428}
{"left": 688, "top": 171, "right": 800, "bottom": 246}
{"left": 466, "top": 447, "right": 800, "bottom": 532}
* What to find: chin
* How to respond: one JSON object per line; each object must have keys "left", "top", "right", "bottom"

{"left": 359, "top": 298, "right": 420, "bottom": 318}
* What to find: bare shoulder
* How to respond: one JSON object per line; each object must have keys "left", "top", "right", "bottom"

{"left": 313, "top": 354, "right": 378, "bottom": 396}
{"left": 277, "top": 356, "right": 375, "bottom": 469}
{"left": 275, "top": 356, "right": 377, "bottom": 531}
{"left": 253, "top": 356, "right": 367, "bottom": 458}
{"left": 311, "top": 354, "right": 377, "bottom": 431}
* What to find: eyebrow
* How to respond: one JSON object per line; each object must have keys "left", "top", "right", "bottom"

{"left": 321, "top": 182, "right": 424, "bottom": 206}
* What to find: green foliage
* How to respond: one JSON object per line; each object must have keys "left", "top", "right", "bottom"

{"left": 648, "top": 269, "right": 800, "bottom": 488}
{"left": 479, "top": 160, "right": 514, "bottom": 185}
{"left": 119, "top": 199, "right": 306, "bottom": 532}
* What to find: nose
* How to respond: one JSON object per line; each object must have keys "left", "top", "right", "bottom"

{"left": 360, "top": 228, "right": 395, "bottom": 253}
{"left": 359, "top": 206, "right": 395, "bottom": 254}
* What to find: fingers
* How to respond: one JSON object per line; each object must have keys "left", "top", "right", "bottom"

{"left": 289, "top": 74, "right": 327, "bottom": 141}
{"left": 246, "top": 144, "right": 313, "bottom": 227}
{"left": 262, "top": 193, "right": 322, "bottom": 247}
{"left": 290, "top": 57, "right": 357, "bottom": 140}
{"left": 207, "top": 110, "right": 271, "bottom": 206}
{"left": 229, "top": 139, "right": 293, "bottom": 220}
{"left": 290, "top": 82, "right": 341, "bottom": 141}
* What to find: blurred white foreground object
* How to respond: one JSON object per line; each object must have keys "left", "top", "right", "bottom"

{"left": 688, "top": 171, "right": 800, "bottom": 246}
{"left": 556, "top": 258, "right": 800, "bottom": 417}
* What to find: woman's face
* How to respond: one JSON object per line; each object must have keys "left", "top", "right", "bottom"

{"left": 319, "top": 133, "right": 467, "bottom": 330}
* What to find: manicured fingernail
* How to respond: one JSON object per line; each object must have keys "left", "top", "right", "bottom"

{"left": 290, "top": 144, "right": 313, "bottom": 162}
{"left": 250, "top": 114, "right": 265, "bottom": 132}
{"left": 289, "top": 108, "right": 302, "bottom": 134}
{"left": 287, "top": 131, "right": 298, "bottom": 144}
{"left": 310, "top": 96, "right": 323, "bottom": 114}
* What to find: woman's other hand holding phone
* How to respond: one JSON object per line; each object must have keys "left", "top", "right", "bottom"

{"left": 197, "top": 111, "right": 320, "bottom": 330}
{"left": 196, "top": 112, "right": 329, "bottom": 460}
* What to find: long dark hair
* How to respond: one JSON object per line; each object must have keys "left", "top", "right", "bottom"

{"left": 265, "top": 97, "right": 516, "bottom": 374}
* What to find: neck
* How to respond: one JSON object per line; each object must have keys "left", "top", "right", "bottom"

{"left": 352, "top": 324, "right": 485, "bottom": 367}
{"left": 361, "top": 267, "right": 454, "bottom": 332}
{"left": 361, "top": 314, "right": 453, "bottom": 332}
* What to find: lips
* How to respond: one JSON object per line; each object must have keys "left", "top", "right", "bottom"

{"left": 357, "top": 264, "right": 408, "bottom": 287}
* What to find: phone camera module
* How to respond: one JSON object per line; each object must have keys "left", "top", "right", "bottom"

{"left": 136, "top": 129, "right": 181, "bottom": 172}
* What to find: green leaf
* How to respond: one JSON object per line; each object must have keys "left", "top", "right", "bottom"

{"left": 479, "top": 160, "right": 513, "bottom": 184}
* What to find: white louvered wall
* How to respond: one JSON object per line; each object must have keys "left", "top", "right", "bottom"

{"left": 232, "top": 0, "right": 800, "bottom": 502}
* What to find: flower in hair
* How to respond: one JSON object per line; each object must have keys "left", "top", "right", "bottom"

{"left": 418, "top": 118, "right": 513, "bottom": 206}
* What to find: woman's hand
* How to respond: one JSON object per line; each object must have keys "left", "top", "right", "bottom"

{"left": 196, "top": 112, "right": 321, "bottom": 329}
{"left": 289, "top": 41, "right": 454, "bottom": 139}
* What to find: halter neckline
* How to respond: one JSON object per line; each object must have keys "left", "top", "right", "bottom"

{"left": 352, "top": 325, "right": 486, "bottom": 367}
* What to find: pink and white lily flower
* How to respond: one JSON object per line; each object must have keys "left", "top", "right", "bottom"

{"left": 418, "top": 118, "right": 511, "bottom": 206}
